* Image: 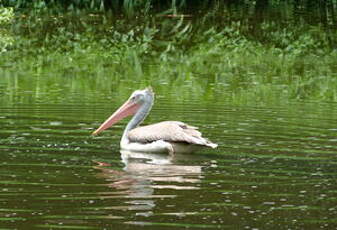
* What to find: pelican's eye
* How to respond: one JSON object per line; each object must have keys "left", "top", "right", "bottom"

{"left": 131, "top": 94, "right": 141, "bottom": 102}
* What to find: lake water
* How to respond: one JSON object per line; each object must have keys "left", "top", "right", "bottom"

{"left": 1, "top": 79, "right": 336, "bottom": 229}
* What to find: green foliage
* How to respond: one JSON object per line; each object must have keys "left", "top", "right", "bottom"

{"left": 0, "top": 7, "right": 14, "bottom": 53}
{"left": 0, "top": 7, "right": 14, "bottom": 24}
{"left": 1, "top": 6, "right": 337, "bottom": 104}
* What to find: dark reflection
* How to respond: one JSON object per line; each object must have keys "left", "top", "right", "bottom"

{"left": 93, "top": 151, "right": 202, "bottom": 213}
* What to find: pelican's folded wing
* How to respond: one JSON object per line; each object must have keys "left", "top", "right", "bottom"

{"left": 128, "top": 121, "right": 217, "bottom": 148}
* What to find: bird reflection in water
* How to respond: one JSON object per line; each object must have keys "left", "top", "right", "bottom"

{"left": 93, "top": 151, "right": 203, "bottom": 213}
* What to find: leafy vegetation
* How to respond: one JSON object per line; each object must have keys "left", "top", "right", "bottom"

{"left": 0, "top": 1, "right": 337, "bottom": 104}
{"left": 0, "top": 7, "right": 14, "bottom": 53}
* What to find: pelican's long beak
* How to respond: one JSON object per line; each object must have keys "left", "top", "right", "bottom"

{"left": 92, "top": 99, "right": 140, "bottom": 135}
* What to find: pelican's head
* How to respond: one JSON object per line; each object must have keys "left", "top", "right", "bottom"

{"left": 128, "top": 87, "right": 154, "bottom": 106}
{"left": 92, "top": 87, "right": 154, "bottom": 135}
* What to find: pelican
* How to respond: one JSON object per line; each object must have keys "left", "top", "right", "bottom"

{"left": 92, "top": 87, "right": 217, "bottom": 154}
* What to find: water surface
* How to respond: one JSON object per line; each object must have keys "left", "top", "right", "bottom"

{"left": 1, "top": 83, "right": 336, "bottom": 229}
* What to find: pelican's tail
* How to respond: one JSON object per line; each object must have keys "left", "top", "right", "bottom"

{"left": 203, "top": 139, "right": 218, "bottom": 148}
{"left": 206, "top": 142, "right": 218, "bottom": 148}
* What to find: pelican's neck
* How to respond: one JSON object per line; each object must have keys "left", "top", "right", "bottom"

{"left": 121, "top": 97, "right": 153, "bottom": 144}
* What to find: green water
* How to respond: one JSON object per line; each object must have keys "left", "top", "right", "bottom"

{"left": 1, "top": 79, "right": 337, "bottom": 229}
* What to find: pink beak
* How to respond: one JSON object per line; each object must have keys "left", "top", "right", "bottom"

{"left": 92, "top": 99, "right": 140, "bottom": 135}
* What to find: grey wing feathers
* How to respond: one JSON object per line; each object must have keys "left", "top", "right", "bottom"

{"left": 127, "top": 121, "right": 217, "bottom": 148}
